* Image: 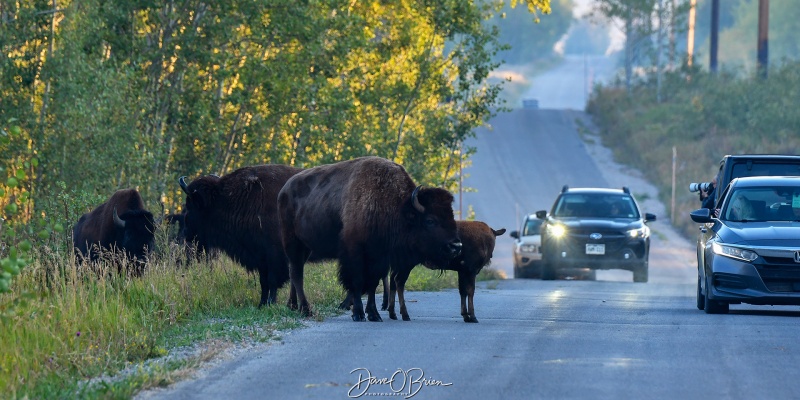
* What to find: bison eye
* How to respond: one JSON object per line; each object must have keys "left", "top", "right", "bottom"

{"left": 425, "top": 218, "right": 437, "bottom": 228}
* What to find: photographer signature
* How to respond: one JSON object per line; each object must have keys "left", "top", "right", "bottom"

{"left": 347, "top": 367, "right": 453, "bottom": 398}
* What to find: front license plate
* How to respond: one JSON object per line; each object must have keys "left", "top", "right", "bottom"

{"left": 586, "top": 244, "right": 605, "bottom": 255}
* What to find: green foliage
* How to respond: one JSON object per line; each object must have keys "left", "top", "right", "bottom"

{"left": 587, "top": 61, "right": 800, "bottom": 238}
{"left": 1, "top": 0, "right": 552, "bottom": 219}
{"left": 0, "top": 120, "right": 53, "bottom": 314}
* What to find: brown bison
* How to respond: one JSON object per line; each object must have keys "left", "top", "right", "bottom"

{"left": 179, "top": 165, "right": 303, "bottom": 306}
{"left": 72, "top": 188, "right": 156, "bottom": 268}
{"left": 278, "top": 156, "right": 463, "bottom": 322}
{"left": 388, "top": 220, "right": 505, "bottom": 323}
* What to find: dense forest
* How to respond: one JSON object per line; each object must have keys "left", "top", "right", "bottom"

{"left": 0, "top": 0, "right": 554, "bottom": 230}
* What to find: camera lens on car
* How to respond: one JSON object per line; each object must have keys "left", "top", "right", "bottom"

{"left": 689, "top": 182, "right": 712, "bottom": 193}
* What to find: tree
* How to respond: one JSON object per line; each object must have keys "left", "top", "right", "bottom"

{"left": 2, "top": 0, "right": 553, "bottom": 222}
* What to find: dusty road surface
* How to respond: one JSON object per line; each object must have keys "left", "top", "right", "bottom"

{"left": 137, "top": 57, "right": 800, "bottom": 400}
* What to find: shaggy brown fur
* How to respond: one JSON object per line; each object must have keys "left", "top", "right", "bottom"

{"left": 180, "top": 165, "right": 303, "bottom": 306}
{"left": 388, "top": 220, "right": 505, "bottom": 323}
{"left": 278, "top": 156, "right": 462, "bottom": 322}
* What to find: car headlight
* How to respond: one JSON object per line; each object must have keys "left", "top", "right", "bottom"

{"left": 546, "top": 224, "right": 566, "bottom": 238}
{"left": 519, "top": 244, "right": 538, "bottom": 253}
{"left": 627, "top": 226, "right": 650, "bottom": 239}
{"left": 712, "top": 242, "right": 758, "bottom": 262}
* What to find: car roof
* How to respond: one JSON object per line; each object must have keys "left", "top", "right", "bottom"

{"left": 725, "top": 154, "right": 800, "bottom": 160}
{"left": 730, "top": 176, "right": 800, "bottom": 187}
{"left": 561, "top": 187, "right": 629, "bottom": 195}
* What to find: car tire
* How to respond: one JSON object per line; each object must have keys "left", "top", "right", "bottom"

{"left": 541, "top": 261, "right": 557, "bottom": 280}
{"left": 696, "top": 275, "right": 706, "bottom": 310}
{"left": 514, "top": 265, "right": 528, "bottom": 279}
{"left": 632, "top": 263, "right": 648, "bottom": 283}
{"left": 704, "top": 275, "right": 730, "bottom": 314}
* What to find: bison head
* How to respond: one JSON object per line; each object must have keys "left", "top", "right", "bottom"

{"left": 113, "top": 207, "right": 156, "bottom": 262}
{"left": 406, "top": 186, "right": 462, "bottom": 268}
{"left": 178, "top": 175, "right": 221, "bottom": 253}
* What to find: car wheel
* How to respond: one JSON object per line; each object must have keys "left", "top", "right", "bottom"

{"left": 704, "top": 275, "right": 729, "bottom": 314}
{"left": 541, "top": 261, "right": 557, "bottom": 280}
{"left": 514, "top": 265, "right": 528, "bottom": 279}
{"left": 632, "top": 263, "right": 648, "bottom": 283}
{"left": 696, "top": 275, "right": 705, "bottom": 310}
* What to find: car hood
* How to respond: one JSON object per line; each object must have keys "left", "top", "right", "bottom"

{"left": 720, "top": 221, "right": 800, "bottom": 246}
{"left": 557, "top": 218, "right": 641, "bottom": 231}
{"left": 517, "top": 235, "right": 541, "bottom": 245}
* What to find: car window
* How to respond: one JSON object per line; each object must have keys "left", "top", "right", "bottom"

{"left": 731, "top": 162, "right": 800, "bottom": 180}
{"left": 553, "top": 193, "right": 640, "bottom": 219}
{"left": 722, "top": 186, "right": 800, "bottom": 222}
{"left": 522, "top": 218, "right": 542, "bottom": 236}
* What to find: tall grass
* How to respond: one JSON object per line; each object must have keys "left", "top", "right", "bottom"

{"left": 0, "top": 226, "right": 503, "bottom": 398}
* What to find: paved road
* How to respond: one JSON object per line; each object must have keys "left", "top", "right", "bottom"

{"left": 141, "top": 280, "right": 800, "bottom": 400}
{"left": 138, "top": 56, "right": 800, "bottom": 400}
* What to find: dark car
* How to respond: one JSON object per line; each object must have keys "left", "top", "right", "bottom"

{"left": 690, "top": 176, "right": 800, "bottom": 314}
{"left": 510, "top": 214, "right": 543, "bottom": 279}
{"left": 536, "top": 186, "right": 656, "bottom": 282}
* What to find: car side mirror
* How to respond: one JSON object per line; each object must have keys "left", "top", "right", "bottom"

{"left": 645, "top": 213, "right": 657, "bottom": 222}
{"left": 690, "top": 208, "right": 713, "bottom": 223}
{"left": 535, "top": 210, "right": 547, "bottom": 219}
{"left": 510, "top": 230, "right": 519, "bottom": 239}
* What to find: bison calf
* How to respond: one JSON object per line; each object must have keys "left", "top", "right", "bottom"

{"left": 388, "top": 220, "right": 505, "bottom": 323}
{"left": 73, "top": 188, "right": 156, "bottom": 271}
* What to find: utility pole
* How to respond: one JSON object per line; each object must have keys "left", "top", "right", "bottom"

{"left": 709, "top": 0, "right": 720, "bottom": 73}
{"left": 671, "top": 146, "right": 676, "bottom": 225}
{"left": 669, "top": 0, "right": 676, "bottom": 68}
{"left": 757, "top": 0, "right": 769, "bottom": 78}
{"left": 687, "top": 0, "right": 697, "bottom": 67}
{"left": 656, "top": 0, "right": 664, "bottom": 103}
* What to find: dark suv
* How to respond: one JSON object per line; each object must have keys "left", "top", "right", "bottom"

{"left": 536, "top": 186, "right": 656, "bottom": 282}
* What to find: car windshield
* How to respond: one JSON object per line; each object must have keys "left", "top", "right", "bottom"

{"left": 522, "top": 218, "right": 542, "bottom": 236}
{"left": 552, "top": 193, "right": 639, "bottom": 219}
{"left": 722, "top": 186, "right": 800, "bottom": 222}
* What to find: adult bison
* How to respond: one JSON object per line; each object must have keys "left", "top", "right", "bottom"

{"left": 388, "top": 220, "right": 505, "bottom": 323}
{"left": 278, "top": 156, "right": 463, "bottom": 322}
{"left": 179, "top": 165, "right": 303, "bottom": 306}
{"left": 73, "top": 188, "right": 156, "bottom": 270}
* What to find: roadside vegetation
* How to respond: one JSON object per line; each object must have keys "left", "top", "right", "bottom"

{"left": 1, "top": 225, "right": 503, "bottom": 399}
{"left": 587, "top": 61, "right": 800, "bottom": 239}
{"left": 1, "top": 0, "right": 560, "bottom": 397}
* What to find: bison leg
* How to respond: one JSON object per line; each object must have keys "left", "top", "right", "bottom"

{"left": 380, "top": 273, "right": 389, "bottom": 311}
{"left": 394, "top": 268, "right": 413, "bottom": 321}
{"left": 458, "top": 270, "right": 479, "bottom": 323}
{"left": 338, "top": 292, "right": 353, "bottom": 310}
{"left": 285, "top": 242, "right": 311, "bottom": 317}
{"left": 350, "top": 288, "right": 366, "bottom": 321}
{"left": 365, "top": 290, "right": 382, "bottom": 322}
{"left": 258, "top": 270, "right": 272, "bottom": 307}
{"left": 387, "top": 272, "right": 398, "bottom": 320}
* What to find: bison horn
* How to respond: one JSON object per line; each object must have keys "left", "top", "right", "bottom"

{"left": 113, "top": 207, "right": 126, "bottom": 228}
{"left": 411, "top": 186, "right": 425, "bottom": 213}
{"left": 179, "top": 176, "right": 189, "bottom": 194}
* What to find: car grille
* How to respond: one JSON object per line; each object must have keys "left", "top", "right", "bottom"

{"left": 563, "top": 231, "right": 638, "bottom": 256}
{"left": 756, "top": 255, "right": 800, "bottom": 292}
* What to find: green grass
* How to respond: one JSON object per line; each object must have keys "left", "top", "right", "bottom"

{"left": 0, "top": 230, "right": 504, "bottom": 399}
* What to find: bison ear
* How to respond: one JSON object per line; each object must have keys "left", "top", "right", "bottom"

{"left": 493, "top": 228, "right": 506, "bottom": 237}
